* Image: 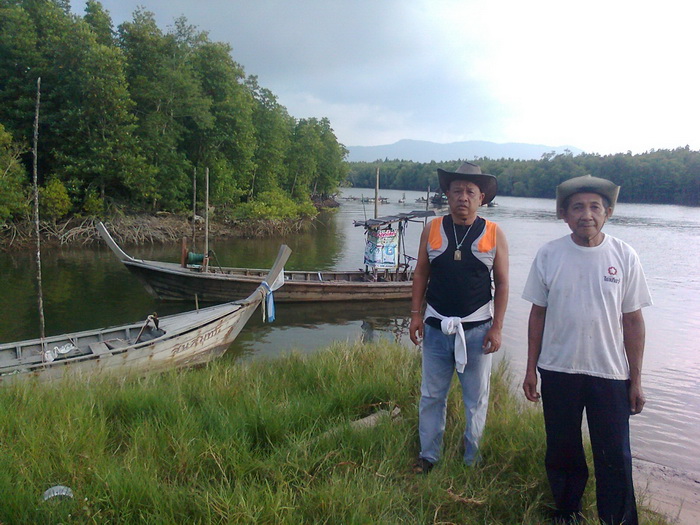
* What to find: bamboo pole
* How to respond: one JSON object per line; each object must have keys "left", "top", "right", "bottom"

{"left": 397, "top": 218, "right": 403, "bottom": 273}
{"left": 425, "top": 185, "right": 430, "bottom": 224}
{"left": 32, "top": 77, "right": 45, "bottom": 340}
{"left": 204, "top": 167, "right": 209, "bottom": 258}
{"left": 192, "top": 167, "right": 197, "bottom": 251}
{"left": 374, "top": 167, "right": 379, "bottom": 218}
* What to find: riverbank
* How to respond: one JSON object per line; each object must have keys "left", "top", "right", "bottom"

{"left": 634, "top": 460, "right": 700, "bottom": 524}
{"left": 0, "top": 213, "right": 315, "bottom": 251}
{"left": 0, "top": 342, "right": 671, "bottom": 524}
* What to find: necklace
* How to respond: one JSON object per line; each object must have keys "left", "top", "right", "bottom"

{"left": 452, "top": 219, "right": 474, "bottom": 261}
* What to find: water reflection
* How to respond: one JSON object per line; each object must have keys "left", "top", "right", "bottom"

{"left": 226, "top": 300, "right": 413, "bottom": 361}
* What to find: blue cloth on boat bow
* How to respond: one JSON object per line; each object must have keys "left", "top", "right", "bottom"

{"left": 261, "top": 281, "right": 275, "bottom": 323}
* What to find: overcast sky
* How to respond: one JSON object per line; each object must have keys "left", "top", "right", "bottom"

{"left": 73, "top": 0, "right": 700, "bottom": 155}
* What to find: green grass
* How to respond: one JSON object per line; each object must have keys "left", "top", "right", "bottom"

{"left": 0, "top": 341, "right": 671, "bottom": 524}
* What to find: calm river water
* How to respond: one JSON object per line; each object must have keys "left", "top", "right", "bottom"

{"left": 1, "top": 188, "right": 699, "bottom": 479}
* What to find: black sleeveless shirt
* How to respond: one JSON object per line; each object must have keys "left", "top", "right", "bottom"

{"left": 425, "top": 215, "right": 493, "bottom": 327}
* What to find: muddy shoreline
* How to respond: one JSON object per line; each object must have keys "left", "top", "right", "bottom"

{"left": 0, "top": 214, "right": 316, "bottom": 251}
{"left": 634, "top": 458, "right": 700, "bottom": 524}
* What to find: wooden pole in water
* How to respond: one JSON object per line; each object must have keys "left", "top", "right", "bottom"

{"left": 374, "top": 167, "right": 379, "bottom": 218}
{"left": 204, "top": 167, "right": 209, "bottom": 259}
{"left": 425, "top": 185, "right": 430, "bottom": 224}
{"left": 192, "top": 167, "right": 197, "bottom": 251}
{"left": 32, "top": 77, "right": 45, "bottom": 340}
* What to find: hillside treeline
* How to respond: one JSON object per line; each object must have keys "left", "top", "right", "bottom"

{"left": 0, "top": 0, "right": 348, "bottom": 224}
{"left": 347, "top": 148, "right": 700, "bottom": 206}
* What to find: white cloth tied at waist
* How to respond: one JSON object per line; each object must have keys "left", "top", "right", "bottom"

{"left": 424, "top": 302, "right": 492, "bottom": 373}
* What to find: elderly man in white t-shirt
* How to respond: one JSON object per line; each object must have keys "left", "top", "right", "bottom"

{"left": 522, "top": 175, "right": 652, "bottom": 525}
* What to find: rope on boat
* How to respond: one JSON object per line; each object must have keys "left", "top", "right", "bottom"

{"left": 209, "top": 250, "right": 224, "bottom": 272}
{"left": 135, "top": 313, "right": 158, "bottom": 343}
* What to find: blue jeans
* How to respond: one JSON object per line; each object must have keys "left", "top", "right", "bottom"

{"left": 540, "top": 368, "right": 637, "bottom": 525}
{"left": 418, "top": 321, "right": 493, "bottom": 466}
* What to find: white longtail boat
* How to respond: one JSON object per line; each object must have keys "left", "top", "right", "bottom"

{"left": 0, "top": 245, "right": 291, "bottom": 384}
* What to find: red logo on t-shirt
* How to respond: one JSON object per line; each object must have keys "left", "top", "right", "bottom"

{"left": 608, "top": 266, "right": 618, "bottom": 276}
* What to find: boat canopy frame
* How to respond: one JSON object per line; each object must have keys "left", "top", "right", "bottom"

{"left": 354, "top": 210, "right": 435, "bottom": 277}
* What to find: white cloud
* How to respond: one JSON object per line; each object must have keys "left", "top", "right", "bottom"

{"left": 73, "top": 0, "right": 700, "bottom": 154}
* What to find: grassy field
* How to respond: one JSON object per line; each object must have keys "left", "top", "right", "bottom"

{"left": 0, "top": 341, "right": 670, "bottom": 524}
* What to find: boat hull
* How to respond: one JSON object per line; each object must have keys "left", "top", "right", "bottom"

{"left": 96, "top": 220, "right": 422, "bottom": 304}
{"left": 124, "top": 260, "right": 413, "bottom": 303}
{"left": 0, "top": 298, "right": 259, "bottom": 384}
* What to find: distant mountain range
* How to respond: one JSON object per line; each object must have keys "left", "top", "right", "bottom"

{"left": 346, "top": 139, "right": 583, "bottom": 163}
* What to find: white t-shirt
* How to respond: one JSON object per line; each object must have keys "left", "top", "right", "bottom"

{"left": 522, "top": 234, "right": 652, "bottom": 379}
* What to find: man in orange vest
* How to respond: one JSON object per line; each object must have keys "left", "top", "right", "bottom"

{"left": 410, "top": 162, "right": 509, "bottom": 473}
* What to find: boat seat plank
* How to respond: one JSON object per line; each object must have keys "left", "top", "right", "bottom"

{"left": 89, "top": 342, "right": 113, "bottom": 356}
{"left": 105, "top": 339, "right": 129, "bottom": 350}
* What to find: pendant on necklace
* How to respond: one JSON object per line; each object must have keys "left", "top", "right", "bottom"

{"left": 454, "top": 249, "right": 462, "bottom": 261}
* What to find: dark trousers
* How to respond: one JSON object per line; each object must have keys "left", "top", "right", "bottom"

{"left": 539, "top": 369, "right": 638, "bottom": 525}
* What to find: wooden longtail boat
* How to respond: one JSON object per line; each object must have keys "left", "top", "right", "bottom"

{"left": 0, "top": 245, "right": 291, "bottom": 384}
{"left": 97, "top": 211, "right": 434, "bottom": 303}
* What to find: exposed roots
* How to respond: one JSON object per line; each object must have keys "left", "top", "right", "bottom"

{"left": 0, "top": 215, "right": 314, "bottom": 251}
{"left": 231, "top": 218, "right": 308, "bottom": 238}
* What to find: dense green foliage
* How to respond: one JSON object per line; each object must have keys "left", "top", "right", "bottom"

{"left": 0, "top": 0, "right": 348, "bottom": 223}
{"left": 0, "top": 123, "right": 29, "bottom": 221}
{"left": 0, "top": 343, "right": 670, "bottom": 524}
{"left": 348, "top": 148, "right": 700, "bottom": 206}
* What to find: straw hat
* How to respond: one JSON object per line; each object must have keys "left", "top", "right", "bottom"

{"left": 556, "top": 175, "right": 620, "bottom": 219}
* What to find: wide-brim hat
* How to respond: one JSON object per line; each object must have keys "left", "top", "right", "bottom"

{"left": 437, "top": 162, "right": 498, "bottom": 204}
{"left": 556, "top": 174, "right": 620, "bottom": 219}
